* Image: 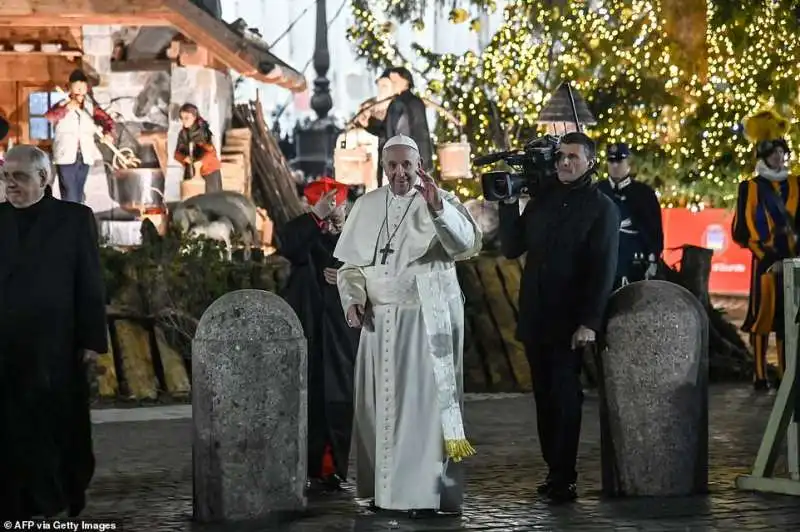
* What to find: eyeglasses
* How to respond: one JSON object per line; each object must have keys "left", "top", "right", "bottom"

{"left": 0, "top": 171, "right": 36, "bottom": 184}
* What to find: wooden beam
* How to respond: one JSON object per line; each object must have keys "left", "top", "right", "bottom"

{"left": 110, "top": 59, "right": 172, "bottom": 73}
{"left": 0, "top": 16, "right": 169, "bottom": 26}
{"left": 0, "top": 0, "right": 306, "bottom": 91}
{"left": 163, "top": 0, "right": 306, "bottom": 91}
{"left": 736, "top": 475, "right": 800, "bottom": 497}
{"left": 0, "top": 0, "right": 172, "bottom": 25}
{"left": 0, "top": 55, "right": 75, "bottom": 82}
{"left": 0, "top": 0, "right": 169, "bottom": 15}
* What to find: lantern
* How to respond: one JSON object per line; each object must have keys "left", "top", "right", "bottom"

{"left": 536, "top": 82, "right": 596, "bottom": 135}
{"left": 333, "top": 128, "right": 377, "bottom": 187}
{"left": 437, "top": 135, "right": 472, "bottom": 181}
{"left": 421, "top": 98, "right": 474, "bottom": 181}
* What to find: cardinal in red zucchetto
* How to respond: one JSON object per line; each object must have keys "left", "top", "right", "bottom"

{"left": 276, "top": 176, "right": 359, "bottom": 492}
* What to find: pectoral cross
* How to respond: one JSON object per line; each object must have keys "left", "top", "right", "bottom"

{"left": 379, "top": 243, "right": 395, "bottom": 265}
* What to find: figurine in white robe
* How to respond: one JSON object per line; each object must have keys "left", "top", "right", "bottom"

{"left": 334, "top": 134, "right": 482, "bottom": 515}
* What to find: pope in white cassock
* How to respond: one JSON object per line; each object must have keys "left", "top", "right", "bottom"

{"left": 334, "top": 134, "right": 483, "bottom": 516}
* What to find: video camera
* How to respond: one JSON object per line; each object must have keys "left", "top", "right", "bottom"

{"left": 474, "top": 135, "right": 561, "bottom": 201}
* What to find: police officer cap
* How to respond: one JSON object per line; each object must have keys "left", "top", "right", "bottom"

{"left": 606, "top": 142, "right": 631, "bottom": 161}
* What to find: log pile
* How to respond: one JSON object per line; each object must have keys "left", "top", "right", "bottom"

{"left": 232, "top": 101, "right": 305, "bottom": 228}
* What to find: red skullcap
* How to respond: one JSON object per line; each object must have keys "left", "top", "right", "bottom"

{"left": 304, "top": 177, "right": 348, "bottom": 206}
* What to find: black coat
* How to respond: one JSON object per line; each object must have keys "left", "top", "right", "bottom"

{"left": 277, "top": 213, "right": 359, "bottom": 479}
{"left": 0, "top": 195, "right": 107, "bottom": 518}
{"left": 367, "top": 90, "right": 433, "bottom": 172}
{"left": 498, "top": 178, "right": 620, "bottom": 347}
{"left": 596, "top": 177, "right": 664, "bottom": 258}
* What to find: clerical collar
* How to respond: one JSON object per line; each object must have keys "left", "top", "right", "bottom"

{"left": 388, "top": 186, "right": 418, "bottom": 200}
{"left": 610, "top": 176, "right": 632, "bottom": 190}
{"left": 11, "top": 193, "right": 46, "bottom": 211}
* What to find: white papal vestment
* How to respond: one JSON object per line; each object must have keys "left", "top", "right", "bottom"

{"left": 334, "top": 185, "right": 482, "bottom": 511}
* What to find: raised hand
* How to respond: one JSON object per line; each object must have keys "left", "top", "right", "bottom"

{"left": 414, "top": 164, "right": 443, "bottom": 211}
{"left": 310, "top": 189, "right": 338, "bottom": 220}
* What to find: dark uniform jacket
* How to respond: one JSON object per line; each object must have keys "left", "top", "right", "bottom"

{"left": 597, "top": 176, "right": 664, "bottom": 283}
{"left": 498, "top": 176, "right": 620, "bottom": 346}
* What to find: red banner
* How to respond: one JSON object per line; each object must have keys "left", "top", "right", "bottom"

{"left": 662, "top": 208, "right": 751, "bottom": 295}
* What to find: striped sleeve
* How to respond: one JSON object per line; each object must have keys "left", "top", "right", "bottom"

{"left": 732, "top": 179, "right": 778, "bottom": 265}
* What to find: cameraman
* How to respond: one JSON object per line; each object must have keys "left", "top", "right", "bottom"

{"left": 497, "top": 132, "right": 619, "bottom": 504}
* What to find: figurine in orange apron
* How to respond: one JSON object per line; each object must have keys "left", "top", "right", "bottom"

{"left": 174, "top": 103, "right": 222, "bottom": 192}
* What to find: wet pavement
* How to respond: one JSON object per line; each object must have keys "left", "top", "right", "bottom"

{"left": 82, "top": 384, "right": 799, "bottom": 531}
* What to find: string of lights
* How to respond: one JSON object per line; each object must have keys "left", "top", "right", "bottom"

{"left": 348, "top": 0, "right": 800, "bottom": 208}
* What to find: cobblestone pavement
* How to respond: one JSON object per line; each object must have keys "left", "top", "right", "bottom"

{"left": 81, "top": 384, "right": 799, "bottom": 531}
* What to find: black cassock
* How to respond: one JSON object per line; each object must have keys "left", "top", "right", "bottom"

{"left": 0, "top": 195, "right": 107, "bottom": 518}
{"left": 277, "top": 213, "right": 359, "bottom": 481}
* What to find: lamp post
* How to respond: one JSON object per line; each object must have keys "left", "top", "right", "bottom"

{"left": 291, "top": 0, "right": 342, "bottom": 180}
{"left": 535, "top": 82, "right": 596, "bottom": 135}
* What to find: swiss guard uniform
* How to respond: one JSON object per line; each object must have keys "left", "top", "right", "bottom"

{"left": 732, "top": 110, "right": 798, "bottom": 390}
{"left": 597, "top": 143, "right": 664, "bottom": 289}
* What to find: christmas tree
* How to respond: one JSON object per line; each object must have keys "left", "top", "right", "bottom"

{"left": 348, "top": 0, "right": 800, "bottom": 208}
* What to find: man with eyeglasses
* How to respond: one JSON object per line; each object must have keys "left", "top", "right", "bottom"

{"left": 0, "top": 145, "right": 107, "bottom": 518}
{"left": 597, "top": 142, "right": 664, "bottom": 289}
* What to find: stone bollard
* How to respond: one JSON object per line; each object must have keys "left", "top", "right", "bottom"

{"left": 598, "top": 280, "right": 708, "bottom": 497}
{"left": 192, "top": 289, "right": 307, "bottom": 522}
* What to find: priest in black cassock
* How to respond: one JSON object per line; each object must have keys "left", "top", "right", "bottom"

{"left": 597, "top": 142, "right": 664, "bottom": 289}
{"left": 0, "top": 145, "right": 107, "bottom": 518}
{"left": 278, "top": 177, "right": 359, "bottom": 492}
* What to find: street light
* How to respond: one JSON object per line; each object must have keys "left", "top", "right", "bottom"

{"left": 290, "top": 0, "right": 342, "bottom": 180}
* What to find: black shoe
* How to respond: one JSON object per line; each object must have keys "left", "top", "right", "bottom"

{"left": 320, "top": 474, "right": 344, "bottom": 491}
{"left": 536, "top": 478, "right": 553, "bottom": 495}
{"left": 753, "top": 379, "right": 769, "bottom": 391}
{"left": 772, "top": 378, "right": 782, "bottom": 390}
{"left": 547, "top": 484, "right": 577, "bottom": 505}
{"left": 306, "top": 475, "right": 344, "bottom": 494}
